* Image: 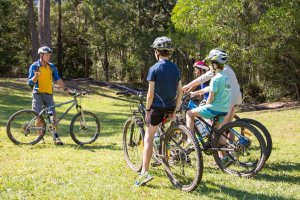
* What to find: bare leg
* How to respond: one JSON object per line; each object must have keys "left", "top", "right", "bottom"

{"left": 141, "top": 124, "right": 159, "bottom": 174}
{"left": 221, "top": 105, "right": 236, "bottom": 141}
{"left": 186, "top": 109, "right": 202, "bottom": 133}
{"left": 219, "top": 105, "right": 236, "bottom": 158}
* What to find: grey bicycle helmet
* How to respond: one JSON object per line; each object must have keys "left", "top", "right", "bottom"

{"left": 38, "top": 46, "right": 53, "bottom": 54}
{"left": 151, "top": 36, "right": 173, "bottom": 51}
{"left": 205, "top": 49, "right": 228, "bottom": 64}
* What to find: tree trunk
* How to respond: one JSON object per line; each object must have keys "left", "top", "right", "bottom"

{"left": 43, "top": 0, "right": 51, "bottom": 47}
{"left": 38, "top": 0, "right": 44, "bottom": 46}
{"left": 103, "top": 30, "right": 109, "bottom": 82}
{"left": 38, "top": 0, "right": 51, "bottom": 47}
{"left": 295, "top": 83, "right": 300, "bottom": 102}
{"left": 23, "top": 0, "right": 39, "bottom": 60}
{"left": 56, "top": 0, "right": 63, "bottom": 74}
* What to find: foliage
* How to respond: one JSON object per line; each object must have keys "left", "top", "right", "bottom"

{"left": 172, "top": 0, "right": 300, "bottom": 101}
{"left": 0, "top": 0, "right": 299, "bottom": 101}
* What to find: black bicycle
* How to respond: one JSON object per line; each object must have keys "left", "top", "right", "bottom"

{"left": 191, "top": 97, "right": 273, "bottom": 161}
{"left": 6, "top": 90, "right": 100, "bottom": 145}
{"left": 118, "top": 91, "right": 202, "bottom": 192}
{"left": 177, "top": 95, "right": 267, "bottom": 178}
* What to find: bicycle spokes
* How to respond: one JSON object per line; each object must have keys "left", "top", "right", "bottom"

{"left": 214, "top": 121, "right": 266, "bottom": 177}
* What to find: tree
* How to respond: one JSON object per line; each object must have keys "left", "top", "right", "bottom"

{"left": 38, "top": 0, "right": 51, "bottom": 46}
{"left": 23, "top": 0, "right": 39, "bottom": 60}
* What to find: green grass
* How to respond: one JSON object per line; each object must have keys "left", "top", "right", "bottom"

{"left": 0, "top": 78, "right": 299, "bottom": 200}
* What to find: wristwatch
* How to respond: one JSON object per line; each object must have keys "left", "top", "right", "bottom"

{"left": 146, "top": 108, "right": 151, "bottom": 111}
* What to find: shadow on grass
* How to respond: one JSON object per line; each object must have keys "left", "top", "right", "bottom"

{"left": 255, "top": 162, "right": 300, "bottom": 184}
{"left": 66, "top": 143, "right": 122, "bottom": 151}
{"left": 194, "top": 180, "right": 291, "bottom": 200}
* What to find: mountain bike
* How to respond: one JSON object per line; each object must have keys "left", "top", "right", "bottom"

{"left": 118, "top": 91, "right": 202, "bottom": 192}
{"left": 182, "top": 96, "right": 273, "bottom": 162}
{"left": 177, "top": 95, "right": 267, "bottom": 177}
{"left": 6, "top": 90, "right": 100, "bottom": 145}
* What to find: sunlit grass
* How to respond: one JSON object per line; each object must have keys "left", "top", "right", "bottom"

{"left": 0, "top": 78, "right": 299, "bottom": 199}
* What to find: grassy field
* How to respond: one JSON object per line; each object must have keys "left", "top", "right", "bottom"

{"left": 0, "top": 78, "right": 299, "bottom": 200}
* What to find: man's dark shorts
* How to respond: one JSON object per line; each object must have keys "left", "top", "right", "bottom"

{"left": 146, "top": 107, "right": 175, "bottom": 126}
{"left": 32, "top": 93, "right": 56, "bottom": 114}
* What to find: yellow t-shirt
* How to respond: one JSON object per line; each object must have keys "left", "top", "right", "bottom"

{"left": 37, "top": 64, "right": 53, "bottom": 94}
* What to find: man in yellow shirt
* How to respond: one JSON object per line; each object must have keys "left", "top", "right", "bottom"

{"left": 28, "top": 46, "right": 67, "bottom": 145}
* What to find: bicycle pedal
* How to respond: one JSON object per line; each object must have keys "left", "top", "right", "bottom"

{"left": 151, "top": 162, "right": 162, "bottom": 167}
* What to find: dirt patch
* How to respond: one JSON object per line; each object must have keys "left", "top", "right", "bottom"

{"left": 237, "top": 101, "right": 300, "bottom": 112}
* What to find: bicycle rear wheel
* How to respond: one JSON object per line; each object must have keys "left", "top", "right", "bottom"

{"left": 163, "top": 124, "right": 203, "bottom": 192}
{"left": 234, "top": 115, "right": 272, "bottom": 161}
{"left": 6, "top": 109, "right": 46, "bottom": 145}
{"left": 70, "top": 111, "right": 100, "bottom": 145}
{"left": 213, "top": 121, "right": 267, "bottom": 178}
{"left": 123, "top": 117, "right": 144, "bottom": 172}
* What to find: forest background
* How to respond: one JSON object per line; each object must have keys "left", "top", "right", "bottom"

{"left": 1, "top": 0, "right": 299, "bottom": 103}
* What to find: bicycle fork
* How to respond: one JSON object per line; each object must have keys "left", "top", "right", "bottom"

{"left": 76, "top": 105, "right": 87, "bottom": 128}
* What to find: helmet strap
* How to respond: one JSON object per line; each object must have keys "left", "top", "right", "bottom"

{"left": 155, "top": 49, "right": 160, "bottom": 61}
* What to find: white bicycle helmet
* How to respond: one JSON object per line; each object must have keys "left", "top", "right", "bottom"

{"left": 38, "top": 46, "right": 53, "bottom": 54}
{"left": 151, "top": 36, "right": 173, "bottom": 51}
{"left": 205, "top": 48, "right": 228, "bottom": 64}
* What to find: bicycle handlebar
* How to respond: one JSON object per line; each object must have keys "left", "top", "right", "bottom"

{"left": 116, "top": 90, "right": 146, "bottom": 100}
{"left": 69, "top": 89, "right": 88, "bottom": 98}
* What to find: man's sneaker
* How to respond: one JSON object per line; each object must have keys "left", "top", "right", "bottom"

{"left": 54, "top": 137, "right": 64, "bottom": 145}
{"left": 134, "top": 171, "right": 153, "bottom": 187}
{"left": 221, "top": 155, "right": 234, "bottom": 168}
{"left": 38, "top": 138, "right": 45, "bottom": 144}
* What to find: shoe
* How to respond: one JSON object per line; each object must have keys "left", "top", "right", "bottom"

{"left": 134, "top": 171, "right": 153, "bottom": 187}
{"left": 54, "top": 137, "right": 64, "bottom": 145}
{"left": 38, "top": 138, "right": 45, "bottom": 144}
{"left": 221, "top": 155, "right": 234, "bottom": 168}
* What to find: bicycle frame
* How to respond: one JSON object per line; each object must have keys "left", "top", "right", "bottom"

{"left": 36, "top": 94, "right": 85, "bottom": 126}
{"left": 180, "top": 98, "right": 246, "bottom": 153}
{"left": 126, "top": 92, "right": 169, "bottom": 160}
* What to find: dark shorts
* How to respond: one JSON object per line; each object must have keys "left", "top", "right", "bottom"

{"left": 32, "top": 93, "right": 56, "bottom": 114}
{"left": 146, "top": 107, "right": 175, "bottom": 126}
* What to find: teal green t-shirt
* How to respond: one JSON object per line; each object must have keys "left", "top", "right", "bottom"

{"left": 207, "top": 71, "right": 231, "bottom": 113}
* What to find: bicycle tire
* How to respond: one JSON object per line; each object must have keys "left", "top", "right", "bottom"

{"left": 163, "top": 124, "right": 203, "bottom": 192}
{"left": 213, "top": 121, "right": 267, "bottom": 178}
{"left": 70, "top": 111, "right": 100, "bottom": 145}
{"left": 123, "top": 117, "right": 144, "bottom": 172}
{"left": 234, "top": 115, "right": 272, "bottom": 161}
{"left": 6, "top": 109, "right": 46, "bottom": 145}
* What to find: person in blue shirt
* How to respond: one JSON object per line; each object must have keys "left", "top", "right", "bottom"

{"left": 28, "top": 46, "right": 68, "bottom": 145}
{"left": 134, "top": 36, "right": 183, "bottom": 187}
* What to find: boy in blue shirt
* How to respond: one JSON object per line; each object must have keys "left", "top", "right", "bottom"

{"left": 134, "top": 36, "right": 183, "bottom": 186}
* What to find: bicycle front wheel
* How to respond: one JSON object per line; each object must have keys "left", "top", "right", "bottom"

{"left": 70, "top": 111, "right": 100, "bottom": 145}
{"left": 213, "top": 121, "right": 267, "bottom": 178}
{"left": 123, "top": 117, "right": 144, "bottom": 172}
{"left": 6, "top": 109, "right": 46, "bottom": 145}
{"left": 163, "top": 124, "right": 203, "bottom": 192}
